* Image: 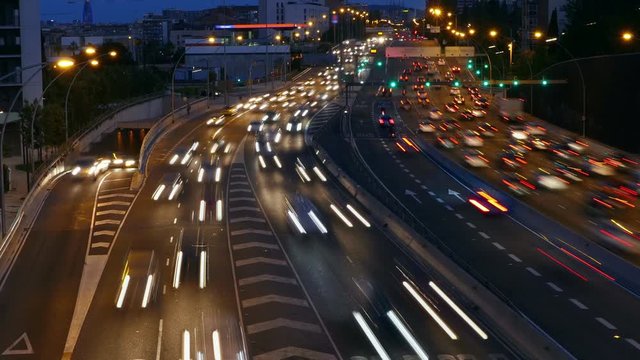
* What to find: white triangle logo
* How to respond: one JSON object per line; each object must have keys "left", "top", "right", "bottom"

{"left": 2, "top": 332, "right": 33, "bottom": 355}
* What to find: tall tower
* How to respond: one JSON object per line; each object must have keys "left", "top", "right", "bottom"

{"left": 82, "top": 0, "right": 93, "bottom": 24}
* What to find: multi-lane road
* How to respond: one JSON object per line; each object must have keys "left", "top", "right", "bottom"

{"left": 320, "top": 38, "right": 640, "bottom": 359}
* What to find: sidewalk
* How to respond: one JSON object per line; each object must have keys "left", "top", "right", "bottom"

{"left": 3, "top": 156, "right": 29, "bottom": 230}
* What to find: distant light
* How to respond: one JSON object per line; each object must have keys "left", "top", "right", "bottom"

{"left": 545, "top": 37, "right": 558, "bottom": 43}
{"left": 622, "top": 31, "right": 633, "bottom": 42}
{"left": 84, "top": 46, "right": 96, "bottom": 55}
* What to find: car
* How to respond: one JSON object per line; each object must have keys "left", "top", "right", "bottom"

{"left": 459, "top": 110, "right": 474, "bottom": 122}
{"left": 400, "top": 74, "right": 409, "bottom": 82}
{"left": 427, "top": 108, "right": 442, "bottom": 120}
{"left": 536, "top": 172, "right": 569, "bottom": 190}
{"left": 152, "top": 172, "right": 184, "bottom": 201}
{"left": 221, "top": 106, "right": 238, "bottom": 117}
{"left": 453, "top": 95, "right": 465, "bottom": 105}
{"left": 378, "top": 114, "right": 396, "bottom": 127}
{"left": 468, "top": 190, "right": 509, "bottom": 214}
{"left": 499, "top": 150, "right": 527, "bottom": 170}
{"left": 473, "top": 97, "right": 490, "bottom": 108}
{"left": 168, "top": 145, "right": 195, "bottom": 166}
{"left": 587, "top": 157, "right": 616, "bottom": 176}
{"left": 440, "top": 119, "right": 462, "bottom": 132}
{"left": 437, "top": 58, "right": 446, "bottom": 66}
{"left": 477, "top": 122, "right": 499, "bottom": 137}
{"left": 416, "top": 76, "right": 425, "bottom": 83}
{"left": 418, "top": 121, "right": 437, "bottom": 133}
{"left": 262, "top": 111, "right": 281, "bottom": 122}
{"left": 109, "top": 153, "right": 137, "bottom": 169}
{"left": 286, "top": 115, "right": 303, "bottom": 132}
{"left": 436, "top": 132, "right": 458, "bottom": 149}
{"left": 463, "top": 149, "right": 490, "bottom": 167}
{"left": 255, "top": 132, "right": 274, "bottom": 154}
{"left": 445, "top": 102, "right": 459, "bottom": 113}
{"left": 70, "top": 156, "right": 109, "bottom": 180}
{"left": 501, "top": 173, "right": 536, "bottom": 196}
{"left": 412, "top": 83, "right": 425, "bottom": 91}
{"left": 197, "top": 155, "right": 221, "bottom": 183}
{"left": 461, "top": 130, "right": 484, "bottom": 147}
{"left": 115, "top": 249, "right": 158, "bottom": 309}
{"left": 449, "top": 87, "right": 461, "bottom": 96}
{"left": 416, "top": 90, "right": 428, "bottom": 100}
{"left": 377, "top": 86, "right": 393, "bottom": 97}
{"left": 509, "top": 125, "right": 529, "bottom": 140}
{"left": 525, "top": 122, "right": 546, "bottom": 136}
{"left": 206, "top": 115, "right": 226, "bottom": 126}
{"left": 529, "top": 136, "right": 550, "bottom": 150}
{"left": 399, "top": 98, "right": 412, "bottom": 110}
{"left": 247, "top": 120, "right": 264, "bottom": 133}
{"left": 285, "top": 194, "right": 328, "bottom": 235}
{"left": 471, "top": 107, "right": 486, "bottom": 118}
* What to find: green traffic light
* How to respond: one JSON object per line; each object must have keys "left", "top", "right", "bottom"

{"left": 475, "top": 70, "right": 481, "bottom": 75}
{"left": 376, "top": 61, "right": 383, "bottom": 67}
{"left": 499, "top": 83, "right": 504, "bottom": 88}
{"left": 513, "top": 80, "right": 519, "bottom": 86}
{"left": 484, "top": 64, "right": 489, "bottom": 69}
{"left": 467, "top": 64, "right": 472, "bottom": 69}
{"left": 390, "top": 81, "right": 397, "bottom": 88}
{"left": 542, "top": 79, "right": 548, "bottom": 86}
{"left": 426, "top": 82, "right": 431, "bottom": 87}
{"left": 453, "top": 81, "right": 460, "bottom": 87}
{"left": 467, "top": 59, "right": 473, "bottom": 64}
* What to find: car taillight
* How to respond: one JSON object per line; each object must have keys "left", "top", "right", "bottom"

{"left": 379, "top": 119, "right": 384, "bottom": 124}
{"left": 389, "top": 119, "right": 395, "bottom": 125}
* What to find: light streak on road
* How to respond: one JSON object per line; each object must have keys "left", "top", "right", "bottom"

{"left": 313, "top": 166, "right": 327, "bottom": 182}
{"left": 346, "top": 204, "right": 371, "bottom": 227}
{"left": 212, "top": 330, "right": 222, "bottom": 360}
{"left": 308, "top": 210, "right": 328, "bottom": 234}
{"left": 197, "top": 168, "right": 204, "bottom": 182}
{"left": 173, "top": 251, "right": 183, "bottom": 288}
{"left": 287, "top": 210, "right": 306, "bottom": 234}
{"left": 296, "top": 164, "right": 311, "bottom": 182}
{"left": 387, "top": 310, "right": 429, "bottom": 360}
{"left": 215, "top": 167, "right": 221, "bottom": 182}
{"left": 199, "top": 251, "right": 207, "bottom": 289}
{"left": 429, "top": 281, "right": 488, "bottom": 339}
{"left": 141, "top": 275, "right": 153, "bottom": 308}
{"left": 255, "top": 141, "right": 261, "bottom": 153}
{"left": 152, "top": 184, "right": 166, "bottom": 200}
{"left": 183, "top": 330, "right": 191, "bottom": 360}
{"left": 169, "top": 154, "right": 179, "bottom": 165}
{"left": 216, "top": 199, "right": 223, "bottom": 221}
{"left": 199, "top": 200, "right": 206, "bottom": 222}
{"left": 403, "top": 281, "right": 458, "bottom": 340}
{"left": 224, "top": 143, "right": 231, "bottom": 153}
{"left": 168, "top": 184, "right": 181, "bottom": 201}
{"left": 353, "top": 311, "right": 390, "bottom": 360}
{"left": 330, "top": 204, "right": 353, "bottom": 227}
{"left": 116, "top": 274, "right": 130, "bottom": 308}
{"left": 258, "top": 155, "right": 267, "bottom": 169}
{"left": 274, "top": 155, "right": 282, "bottom": 168}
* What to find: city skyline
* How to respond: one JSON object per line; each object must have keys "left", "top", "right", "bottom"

{"left": 42, "top": 0, "right": 425, "bottom": 23}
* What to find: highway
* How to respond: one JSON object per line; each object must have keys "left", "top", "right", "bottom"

{"left": 318, "top": 37, "right": 640, "bottom": 359}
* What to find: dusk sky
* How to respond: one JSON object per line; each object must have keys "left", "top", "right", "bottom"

{"left": 41, "top": 0, "right": 424, "bottom": 23}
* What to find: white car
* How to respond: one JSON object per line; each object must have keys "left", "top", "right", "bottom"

{"left": 461, "top": 130, "right": 484, "bottom": 147}
{"left": 537, "top": 174, "right": 568, "bottom": 190}
{"left": 437, "top": 58, "right": 446, "bottom": 66}
{"left": 206, "top": 115, "right": 225, "bottom": 126}
{"left": 510, "top": 126, "right": 529, "bottom": 140}
{"left": 428, "top": 109, "right": 443, "bottom": 120}
{"left": 418, "top": 121, "right": 437, "bottom": 133}
{"left": 247, "top": 121, "right": 264, "bottom": 133}
{"left": 449, "top": 87, "right": 461, "bottom": 96}
{"left": 471, "top": 108, "right": 486, "bottom": 118}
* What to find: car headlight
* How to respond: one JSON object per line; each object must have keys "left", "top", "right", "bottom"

{"left": 71, "top": 166, "right": 81, "bottom": 176}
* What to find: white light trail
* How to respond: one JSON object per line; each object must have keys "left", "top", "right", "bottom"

{"left": 313, "top": 166, "right": 327, "bottom": 182}
{"left": 403, "top": 281, "right": 458, "bottom": 340}
{"left": 308, "top": 210, "right": 328, "bottom": 234}
{"left": 116, "top": 274, "right": 130, "bottom": 308}
{"left": 346, "top": 204, "right": 371, "bottom": 227}
{"left": 387, "top": 310, "right": 429, "bottom": 360}
{"left": 287, "top": 210, "right": 306, "bottom": 234}
{"left": 173, "top": 251, "right": 183, "bottom": 288}
{"left": 429, "top": 281, "right": 488, "bottom": 339}
{"left": 330, "top": 204, "right": 353, "bottom": 227}
{"left": 353, "top": 311, "right": 390, "bottom": 360}
{"left": 199, "top": 251, "right": 207, "bottom": 289}
{"left": 141, "top": 275, "right": 153, "bottom": 308}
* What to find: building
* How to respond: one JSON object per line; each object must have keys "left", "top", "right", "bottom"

{"left": 0, "top": 0, "right": 43, "bottom": 122}
{"left": 522, "top": 0, "right": 549, "bottom": 48}
{"left": 137, "top": 14, "right": 169, "bottom": 44}
{"left": 82, "top": 0, "right": 93, "bottom": 24}
{"left": 258, "top": 0, "right": 329, "bottom": 37}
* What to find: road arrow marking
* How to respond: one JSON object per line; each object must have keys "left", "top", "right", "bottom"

{"left": 448, "top": 189, "right": 465, "bottom": 202}
{"left": 405, "top": 189, "right": 422, "bottom": 204}
{"left": 2, "top": 332, "right": 33, "bottom": 355}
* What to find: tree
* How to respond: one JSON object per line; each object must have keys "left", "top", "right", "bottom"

{"left": 41, "top": 104, "right": 65, "bottom": 147}
{"left": 547, "top": 9, "right": 559, "bottom": 38}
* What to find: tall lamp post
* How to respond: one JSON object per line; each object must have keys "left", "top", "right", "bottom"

{"left": 171, "top": 37, "right": 217, "bottom": 118}
{"left": 0, "top": 58, "right": 75, "bottom": 235}
{"left": 64, "top": 49, "right": 117, "bottom": 141}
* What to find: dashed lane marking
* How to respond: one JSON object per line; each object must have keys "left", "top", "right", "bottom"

{"left": 492, "top": 242, "right": 505, "bottom": 250}
{"left": 445, "top": 205, "right": 453, "bottom": 211}
{"left": 526, "top": 267, "right": 542, "bottom": 277}
{"left": 97, "top": 193, "right": 135, "bottom": 200}
{"left": 478, "top": 232, "right": 490, "bottom": 239}
{"left": 242, "top": 295, "right": 309, "bottom": 308}
{"left": 93, "top": 230, "right": 116, "bottom": 237}
{"left": 96, "top": 201, "right": 131, "bottom": 207}
{"left": 94, "top": 219, "right": 121, "bottom": 226}
{"left": 238, "top": 274, "right": 298, "bottom": 286}
{"left": 90, "top": 242, "right": 110, "bottom": 249}
{"left": 626, "top": 338, "right": 640, "bottom": 351}
{"left": 595, "top": 317, "right": 617, "bottom": 330}
{"left": 508, "top": 254, "right": 522, "bottom": 263}
{"left": 233, "top": 242, "right": 280, "bottom": 251}
{"left": 547, "top": 282, "right": 563, "bottom": 292}
{"left": 455, "top": 214, "right": 464, "bottom": 219}
{"left": 235, "top": 257, "right": 288, "bottom": 267}
{"left": 229, "top": 197, "right": 257, "bottom": 202}
{"left": 436, "top": 198, "right": 444, "bottom": 203}
{"left": 247, "top": 318, "right": 322, "bottom": 335}
{"left": 569, "top": 298, "right": 588, "bottom": 310}
{"left": 229, "top": 206, "right": 261, "bottom": 212}
{"left": 466, "top": 222, "right": 476, "bottom": 229}
{"left": 95, "top": 210, "right": 126, "bottom": 216}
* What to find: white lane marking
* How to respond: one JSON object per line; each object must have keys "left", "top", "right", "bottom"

{"left": 492, "top": 242, "right": 505, "bottom": 250}
{"left": 455, "top": 213, "right": 464, "bottom": 219}
{"left": 90, "top": 242, "right": 110, "bottom": 249}
{"left": 402, "top": 169, "right": 410, "bottom": 173}
{"left": 229, "top": 217, "right": 266, "bottom": 224}
{"left": 155, "top": 319, "right": 163, "bottom": 360}
{"left": 508, "top": 254, "right": 522, "bottom": 263}
{"left": 98, "top": 193, "right": 135, "bottom": 200}
{"left": 595, "top": 317, "right": 617, "bottom": 330}
{"left": 95, "top": 210, "right": 126, "bottom": 216}
{"left": 428, "top": 191, "right": 436, "bottom": 196}
{"left": 229, "top": 206, "right": 260, "bottom": 212}
{"left": 99, "top": 186, "right": 130, "bottom": 193}
{"left": 466, "top": 222, "right": 476, "bottom": 229}
{"left": 93, "top": 230, "right": 116, "bottom": 237}
{"left": 626, "top": 338, "right": 640, "bottom": 351}
{"left": 436, "top": 198, "right": 444, "bottom": 203}
{"left": 415, "top": 179, "right": 421, "bottom": 183}
{"left": 409, "top": 174, "right": 416, "bottom": 178}
{"left": 2, "top": 332, "right": 33, "bottom": 355}
{"left": 547, "top": 282, "right": 563, "bottom": 292}
{"left": 94, "top": 219, "right": 121, "bottom": 226}
{"left": 96, "top": 201, "right": 131, "bottom": 207}
{"left": 478, "top": 232, "right": 490, "bottom": 239}
{"left": 399, "top": 164, "right": 406, "bottom": 168}
{"left": 526, "top": 267, "right": 541, "bottom": 277}
{"left": 445, "top": 205, "right": 454, "bottom": 211}
{"left": 420, "top": 185, "right": 428, "bottom": 190}
{"left": 569, "top": 298, "right": 588, "bottom": 310}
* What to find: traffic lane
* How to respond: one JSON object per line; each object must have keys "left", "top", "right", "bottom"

{"left": 72, "top": 107, "right": 248, "bottom": 359}
{"left": 352, "top": 132, "right": 640, "bottom": 359}
{"left": 0, "top": 175, "right": 97, "bottom": 360}
{"left": 247, "top": 131, "right": 509, "bottom": 358}
{"left": 413, "top": 82, "right": 640, "bottom": 262}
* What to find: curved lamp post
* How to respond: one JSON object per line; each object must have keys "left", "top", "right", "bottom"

{"left": 0, "top": 58, "right": 75, "bottom": 235}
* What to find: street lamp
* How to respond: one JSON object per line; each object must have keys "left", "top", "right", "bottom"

{"left": 469, "top": 29, "right": 476, "bottom": 35}
{"left": 622, "top": 31, "right": 633, "bottom": 42}
{"left": 0, "top": 57, "right": 76, "bottom": 234}
{"left": 534, "top": 31, "right": 543, "bottom": 39}
{"left": 489, "top": 30, "right": 498, "bottom": 38}
{"left": 84, "top": 46, "right": 96, "bottom": 55}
